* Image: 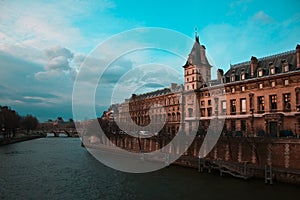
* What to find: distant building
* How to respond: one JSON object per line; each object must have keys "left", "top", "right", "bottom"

{"left": 105, "top": 36, "right": 300, "bottom": 138}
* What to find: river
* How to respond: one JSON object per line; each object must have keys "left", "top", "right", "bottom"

{"left": 0, "top": 136, "right": 298, "bottom": 200}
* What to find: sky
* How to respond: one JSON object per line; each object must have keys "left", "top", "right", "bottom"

{"left": 0, "top": 0, "right": 299, "bottom": 122}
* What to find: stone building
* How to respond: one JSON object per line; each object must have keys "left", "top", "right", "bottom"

{"left": 107, "top": 36, "right": 300, "bottom": 138}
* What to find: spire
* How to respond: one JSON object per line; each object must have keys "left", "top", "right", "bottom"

{"left": 195, "top": 27, "right": 199, "bottom": 43}
{"left": 186, "top": 33, "right": 209, "bottom": 66}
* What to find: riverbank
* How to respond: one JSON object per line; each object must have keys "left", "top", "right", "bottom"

{"left": 0, "top": 133, "right": 46, "bottom": 146}
{"left": 82, "top": 135, "right": 300, "bottom": 184}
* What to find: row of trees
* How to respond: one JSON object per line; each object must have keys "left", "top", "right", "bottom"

{"left": 0, "top": 105, "right": 39, "bottom": 139}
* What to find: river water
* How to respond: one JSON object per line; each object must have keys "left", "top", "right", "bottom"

{"left": 0, "top": 137, "right": 298, "bottom": 200}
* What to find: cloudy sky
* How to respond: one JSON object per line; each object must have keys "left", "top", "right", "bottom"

{"left": 0, "top": 0, "right": 299, "bottom": 122}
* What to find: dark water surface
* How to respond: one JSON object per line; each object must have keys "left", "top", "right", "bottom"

{"left": 0, "top": 137, "right": 298, "bottom": 200}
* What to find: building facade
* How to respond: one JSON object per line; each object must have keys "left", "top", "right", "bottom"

{"left": 107, "top": 36, "right": 300, "bottom": 138}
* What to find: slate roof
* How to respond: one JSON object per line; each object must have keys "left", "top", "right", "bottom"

{"left": 130, "top": 84, "right": 183, "bottom": 100}
{"left": 183, "top": 35, "right": 210, "bottom": 68}
{"left": 224, "top": 50, "right": 298, "bottom": 83}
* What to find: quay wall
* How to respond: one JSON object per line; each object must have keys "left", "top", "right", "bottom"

{"left": 101, "top": 135, "right": 300, "bottom": 184}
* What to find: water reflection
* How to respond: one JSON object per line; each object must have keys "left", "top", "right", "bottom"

{"left": 0, "top": 137, "right": 298, "bottom": 200}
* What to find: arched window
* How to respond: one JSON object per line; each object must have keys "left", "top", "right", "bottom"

{"left": 172, "top": 113, "right": 176, "bottom": 121}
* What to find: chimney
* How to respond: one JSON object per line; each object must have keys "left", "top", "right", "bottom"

{"left": 171, "top": 83, "right": 177, "bottom": 91}
{"left": 217, "top": 69, "right": 224, "bottom": 82}
{"left": 296, "top": 44, "right": 300, "bottom": 68}
{"left": 250, "top": 56, "right": 258, "bottom": 77}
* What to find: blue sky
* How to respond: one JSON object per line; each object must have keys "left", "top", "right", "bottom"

{"left": 0, "top": 0, "right": 299, "bottom": 122}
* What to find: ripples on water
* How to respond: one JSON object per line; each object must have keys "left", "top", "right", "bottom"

{"left": 0, "top": 137, "right": 299, "bottom": 200}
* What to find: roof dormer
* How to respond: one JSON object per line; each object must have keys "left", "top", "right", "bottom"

{"left": 258, "top": 68, "right": 264, "bottom": 77}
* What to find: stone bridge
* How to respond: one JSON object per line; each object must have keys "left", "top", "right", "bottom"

{"left": 38, "top": 128, "right": 78, "bottom": 137}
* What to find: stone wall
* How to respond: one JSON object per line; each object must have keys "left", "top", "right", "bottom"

{"left": 95, "top": 135, "right": 300, "bottom": 183}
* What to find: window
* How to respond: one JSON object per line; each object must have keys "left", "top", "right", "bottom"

{"left": 207, "top": 107, "right": 212, "bottom": 117}
{"left": 258, "top": 96, "right": 265, "bottom": 112}
{"left": 188, "top": 108, "right": 193, "bottom": 117}
{"left": 258, "top": 69, "right": 263, "bottom": 77}
{"left": 208, "top": 100, "right": 211, "bottom": 106}
{"left": 283, "top": 65, "right": 289, "bottom": 72}
{"left": 284, "top": 79, "right": 289, "bottom": 86}
{"left": 241, "top": 73, "right": 245, "bottom": 80}
{"left": 201, "top": 100, "right": 205, "bottom": 107}
{"left": 200, "top": 108, "right": 205, "bottom": 117}
{"left": 270, "top": 67, "right": 275, "bottom": 75}
{"left": 187, "top": 78, "right": 189, "bottom": 82}
{"left": 221, "top": 100, "right": 226, "bottom": 114}
{"left": 283, "top": 93, "right": 291, "bottom": 111}
{"left": 270, "top": 95, "right": 277, "bottom": 111}
{"left": 192, "top": 84, "right": 195, "bottom": 89}
{"left": 240, "top": 98, "right": 246, "bottom": 113}
{"left": 297, "top": 90, "right": 300, "bottom": 105}
{"left": 186, "top": 85, "right": 189, "bottom": 90}
{"left": 271, "top": 81, "right": 276, "bottom": 87}
{"left": 241, "top": 86, "right": 245, "bottom": 92}
{"left": 231, "top": 75, "right": 235, "bottom": 82}
{"left": 231, "top": 87, "right": 235, "bottom": 93}
{"left": 259, "top": 83, "right": 263, "bottom": 89}
{"left": 230, "top": 99, "right": 236, "bottom": 114}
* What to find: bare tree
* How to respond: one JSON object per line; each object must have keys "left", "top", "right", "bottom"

{"left": 21, "top": 114, "right": 39, "bottom": 134}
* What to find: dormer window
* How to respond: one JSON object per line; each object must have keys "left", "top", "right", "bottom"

{"left": 231, "top": 74, "right": 235, "bottom": 82}
{"left": 270, "top": 67, "right": 276, "bottom": 75}
{"left": 258, "top": 68, "right": 263, "bottom": 77}
{"left": 283, "top": 64, "right": 289, "bottom": 72}
{"left": 241, "top": 73, "right": 245, "bottom": 80}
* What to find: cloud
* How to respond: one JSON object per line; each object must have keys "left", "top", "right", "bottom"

{"left": 228, "top": 0, "right": 252, "bottom": 16}
{"left": 44, "top": 46, "right": 73, "bottom": 60}
{"left": 34, "top": 46, "right": 84, "bottom": 80}
{"left": 200, "top": 10, "right": 300, "bottom": 71}
{"left": 0, "top": 0, "right": 145, "bottom": 121}
{"left": 44, "top": 46, "right": 73, "bottom": 71}
{"left": 253, "top": 11, "right": 273, "bottom": 24}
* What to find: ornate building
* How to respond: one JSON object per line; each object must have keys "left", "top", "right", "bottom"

{"left": 108, "top": 36, "right": 300, "bottom": 138}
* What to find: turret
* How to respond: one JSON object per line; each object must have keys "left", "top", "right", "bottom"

{"left": 183, "top": 34, "right": 212, "bottom": 91}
